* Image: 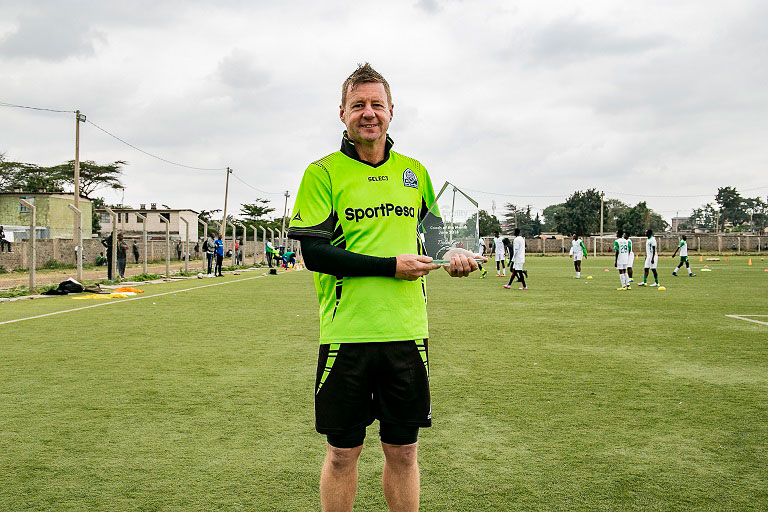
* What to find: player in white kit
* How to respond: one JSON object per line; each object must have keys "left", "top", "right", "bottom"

{"left": 638, "top": 229, "right": 660, "bottom": 287}
{"left": 569, "top": 234, "right": 587, "bottom": 278}
{"left": 477, "top": 237, "right": 488, "bottom": 278}
{"left": 624, "top": 231, "right": 635, "bottom": 282}
{"left": 614, "top": 230, "right": 632, "bottom": 290}
{"left": 504, "top": 228, "right": 527, "bottom": 289}
{"left": 672, "top": 235, "right": 696, "bottom": 277}
{"left": 492, "top": 231, "right": 507, "bottom": 277}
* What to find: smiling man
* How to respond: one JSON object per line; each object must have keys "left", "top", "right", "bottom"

{"left": 288, "top": 63, "right": 478, "bottom": 512}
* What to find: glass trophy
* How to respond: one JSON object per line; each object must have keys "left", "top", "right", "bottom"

{"left": 418, "top": 182, "right": 481, "bottom": 264}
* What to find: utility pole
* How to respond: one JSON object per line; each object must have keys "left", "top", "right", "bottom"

{"left": 220, "top": 167, "right": 232, "bottom": 235}
{"left": 599, "top": 192, "right": 604, "bottom": 255}
{"left": 281, "top": 190, "right": 290, "bottom": 247}
{"left": 74, "top": 110, "right": 86, "bottom": 275}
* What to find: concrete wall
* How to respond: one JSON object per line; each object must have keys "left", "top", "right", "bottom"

{"left": 0, "top": 236, "right": 285, "bottom": 271}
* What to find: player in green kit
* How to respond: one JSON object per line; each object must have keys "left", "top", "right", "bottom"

{"left": 672, "top": 235, "right": 696, "bottom": 277}
{"left": 288, "top": 63, "right": 481, "bottom": 512}
{"left": 614, "top": 230, "right": 632, "bottom": 290}
{"left": 638, "top": 229, "right": 660, "bottom": 287}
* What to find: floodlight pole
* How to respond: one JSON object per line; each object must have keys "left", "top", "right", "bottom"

{"left": 68, "top": 204, "right": 83, "bottom": 281}
{"left": 20, "top": 199, "right": 36, "bottom": 290}
{"left": 181, "top": 218, "right": 190, "bottom": 273}
{"left": 136, "top": 212, "right": 148, "bottom": 275}
{"left": 160, "top": 215, "right": 170, "bottom": 279}
{"left": 104, "top": 207, "right": 118, "bottom": 281}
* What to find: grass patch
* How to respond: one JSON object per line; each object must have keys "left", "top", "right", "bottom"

{"left": 0, "top": 256, "right": 765, "bottom": 510}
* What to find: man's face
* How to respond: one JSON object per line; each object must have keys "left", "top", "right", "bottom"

{"left": 340, "top": 82, "right": 393, "bottom": 145}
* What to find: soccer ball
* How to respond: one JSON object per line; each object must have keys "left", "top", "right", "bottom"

{"left": 658, "top": 286, "right": 666, "bottom": 291}
{"left": 197, "top": 272, "right": 203, "bottom": 279}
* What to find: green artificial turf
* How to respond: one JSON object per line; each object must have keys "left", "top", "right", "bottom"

{"left": 1, "top": 257, "right": 766, "bottom": 511}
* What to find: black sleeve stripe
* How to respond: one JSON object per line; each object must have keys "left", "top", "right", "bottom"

{"left": 288, "top": 227, "right": 332, "bottom": 239}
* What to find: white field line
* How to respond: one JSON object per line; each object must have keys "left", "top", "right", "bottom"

{"left": 725, "top": 314, "right": 768, "bottom": 326}
{"left": 0, "top": 274, "right": 270, "bottom": 327}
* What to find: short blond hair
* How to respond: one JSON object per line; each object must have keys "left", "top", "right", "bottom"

{"left": 341, "top": 62, "right": 392, "bottom": 107}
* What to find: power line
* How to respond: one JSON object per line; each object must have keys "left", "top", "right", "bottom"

{"left": 86, "top": 119, "right": 228, "bottom": 171}
{"left": 231, "top": 173, "right": 282, "bottom": 196}
{"left": 0, "top": 100, "right": 74, "bottom": 114}
{"left": 460, "top": 185, "right": 768, "bottom": 200}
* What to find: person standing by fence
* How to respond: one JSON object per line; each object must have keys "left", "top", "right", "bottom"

{"left": 214, "top": 234, "right": 224, "bottom": 277}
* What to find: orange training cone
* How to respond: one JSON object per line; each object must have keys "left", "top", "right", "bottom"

{"left": 726, "top": 257, "right": 729, "bottom": 263}
{"left": 699, "top": 256, "right": 703, "bottom": 262}
{"left": 748, "top": 258, "right": 752, "bottom": 266}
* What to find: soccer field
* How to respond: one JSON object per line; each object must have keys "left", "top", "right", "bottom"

{"left": 1, "top": 256, "right": 766, "bottom": 511}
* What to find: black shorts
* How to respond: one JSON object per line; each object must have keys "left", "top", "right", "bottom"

{"left": 315, "top": 340, "right": 431, "bottom": 437}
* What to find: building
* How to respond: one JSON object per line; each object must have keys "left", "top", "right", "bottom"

{"left": 0, "top": 192, "right": 93, "bottom": 241}
{"left": 96, "top": 203, "right": 199, "bottom": 241}
{"left": 671, "top": 216, "right": 689, "bottom": 232}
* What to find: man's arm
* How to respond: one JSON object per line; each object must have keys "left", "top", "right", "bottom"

{"left": 298, "top": 236, "right": 438, "bottom": 281}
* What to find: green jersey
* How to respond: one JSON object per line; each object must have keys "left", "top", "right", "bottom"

{"left": 288, "top": 133, "right": 436, "bottom": 344}
{"left": 678, "top": 240, "right": 688, "bottom": 257}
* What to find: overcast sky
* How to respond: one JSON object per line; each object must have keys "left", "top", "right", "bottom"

{"left": 1, "top": 0, "right": 766, "bottom": 223}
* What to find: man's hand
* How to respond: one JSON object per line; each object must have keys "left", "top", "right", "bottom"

{"left": 395, "top": 254, "right": 441, "bottom": 281}
{"left": 442, "top": 248, "right": 487, "bottom": 278}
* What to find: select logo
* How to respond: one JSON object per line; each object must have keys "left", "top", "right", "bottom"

{"left": 368, "top": 176, "right": 388, "bottom": 182}
{"left": 345, "top": 203, "right": 416, "bottom": 222}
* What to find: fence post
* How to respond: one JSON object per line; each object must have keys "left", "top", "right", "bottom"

{"left": 199, "top": 220, "right": 208, "bottom": 272}
{"left": 237, "top": 222, "right": 247, "bottom": 267}
{"left": 159, "top": 215, "right": 170, "bottom": 278}
{"left": 104, "top": 207, "right": 118, "bottom": 280}
{"left": 19, "top": 199, "right": 36, "bottom": 290}
{"left": 718, "top": 235, "right": 722, "bottom": 253}
{"left": 268, "top": 228, "right": 275, "bottom": 246}
{"left": 68, "top": 204, "right": 83, "bottom": 281}
{"left": 252, "top": 226, "right": 258, "bottom": 266}
{"left": 136, "top": 213, "right": 148, "bottom": 275}
{"left": 181, "top": 218, "right": 190, "bottom": 273}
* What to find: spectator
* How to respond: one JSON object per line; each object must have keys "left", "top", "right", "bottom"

{"left": 132, "top": 240, "right": 140, "bottom": 263}
{"left": 95, "top": 252, "right": 107, "bottom": 266}
{"left": 194, "top": 241, "right": 200, "bottom": 259}
{"left": 204, "top": 233, "right": 215, "bottom": 275}
{"left": 101, "top": 233, "right": 114, "bottom": 280}
{"left": 176, "top": 240, "right": 182, "bottom": 260}
{"left": 214, "top": 234, "right": 224, "bottom": 276}
{"left": 0, "top": 225, "right": 11, "bottom": 252}
{"left": 117, "top": 233, "right": 128, "bottom": 278}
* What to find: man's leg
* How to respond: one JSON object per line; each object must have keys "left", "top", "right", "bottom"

{"left": 320, "top": 444, "right": 363, "bottom": 512}
{"left": 381, "top": 442, "right": 419, "bottom": 512}
{"left": 652, "top": 268, "right": 659, "bottom": 284}
{"left": 518, "top": 269, "right": 527, "bottom": 288}
{"left": 627, "top": 266, "right": 633, "bottom": 279}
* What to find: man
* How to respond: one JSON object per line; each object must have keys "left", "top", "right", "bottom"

{"left": 492, "top": 231, "right": 507, "bottom": 277}
{"left": 101, "top": 233, "right": 114, "bottom": 280}
{"left": 614, "top": 230, "right": 632, "bottom": 290}
{"left": 205, "top": 233, "right": 215, "bottom": 275}
{"left": 0, "top": 225, "right": 11, "bottom": 252}
{"left": 672, "top": 235, "right": 696, "bottom": 277}
{"left": 624, "top": 231, "right": 635, "bottom": 282}
{"left": 132, "top": 240, "right": 140, "bottom": 264}
{"left": 265, "top": 240, "right": 278, "bottom": 268}
{"left": 116, "top": 233, "right": 128, "bottom": 278}
{"left": 569, "top": 234, "right": 587, "bottom": 278}
{"left": 214, "top": 234, "right": 224, "bottom": 277}
{"left": 504, "top": 228, "right": 527, "bottom": 289}
{"left": 288, "top": 63, "right": 480, "bottom": 512}
{"left": 638, "top": 229, "right": 660, "bottom": 287}
{"left": 476, "top": 237, "right": 488, "bottom": 278}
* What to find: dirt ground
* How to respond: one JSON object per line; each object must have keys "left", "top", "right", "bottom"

{"left": 0, "top": 260, "right": 209, "bottom": 290}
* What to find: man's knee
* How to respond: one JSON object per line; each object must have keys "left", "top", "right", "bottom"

{"left": 326, "top": 445, "right": 362, "bottom": 471}
{"left": 382, "top": 442, "right": 418, "bottom": 468}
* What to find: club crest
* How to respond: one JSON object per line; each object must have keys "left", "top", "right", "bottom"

{"left": 403, "top": 168, "right": 418, "bottom": 189}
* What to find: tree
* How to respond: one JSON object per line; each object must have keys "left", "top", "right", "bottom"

{"left": 198, "top": 209, "right": 222, "bottom": 236}
{"left": 503, "top": 203, "right": 540, "bottom": 237}
{"left": 48, "top": 160, "right": 125, "bottom": 198}
{"left": 689, "top": 203, "right": 717, "bottom": 231}
{"left": 616, "top": 201, "right": 667, "bottom": 236}
{"left": 240, "top": 199, "right": 275, "bottom": 221}
{"left": 603, "top": 199, "right": 630, "bottom": 233}
{"left": 715, "top": 186, "right": 749, "bottom": 227}
{"left": 541, "top": 203, "right": 565, "bottom": 232}
{"left": 462, "top": 210, "right": 501, "bottom": 238}
{"left": 0, "top": 161, "right": 68, "bottom": 192}
{"left": 552, "top": 189, "right": 602, "bottom": 236}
